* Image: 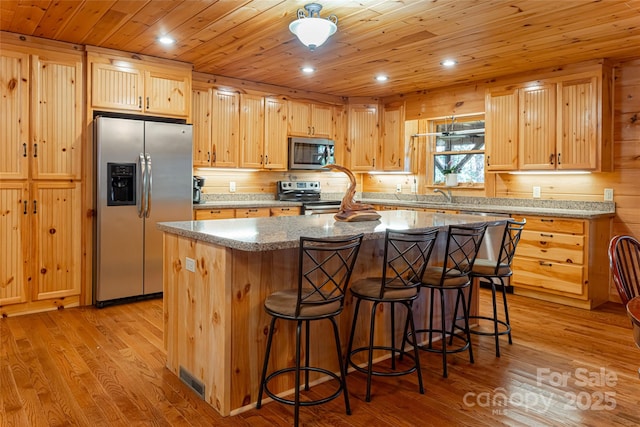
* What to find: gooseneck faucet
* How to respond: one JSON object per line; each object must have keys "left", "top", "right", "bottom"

{"left": 433, "top": 188, "right": 453, "bottom": 203}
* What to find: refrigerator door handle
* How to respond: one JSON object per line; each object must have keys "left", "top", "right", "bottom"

{"left": 138, "top": 153, "right": 146, "bottom": 218}
{"left": 145, "top": 153, "right": 152, "bottom": 218}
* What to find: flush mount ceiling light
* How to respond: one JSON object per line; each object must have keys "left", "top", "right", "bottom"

{"left": 289, "top": 3, "right": 338, "bottom": 51}
{"left": 375, "top": 75, "right": 389, "bottom": 82}
{"left": 441, "top": 59, "right": 457, "bottom": 67}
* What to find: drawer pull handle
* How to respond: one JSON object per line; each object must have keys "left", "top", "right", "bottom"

{"left": 540, "top": 219, "right": 554, "bottom": 223}
{"left": 23, "top": 143, "right": 27, "bottom": 157}
{"left": 24, "top": 200, "right": 28, "bottom": 215}
{"left": 539, "top": 261, "right": 553, "bottom": 267}
{"left": 540, "top": 233, "right": 554, "bottom": 237}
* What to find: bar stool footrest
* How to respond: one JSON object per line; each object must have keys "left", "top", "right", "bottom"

{"left": 347, "top": 345, "right": 418, "bottom": 377}
{"left": 467, "top": 315, "right": 511, "bottom": 337}
{"left": 408, "top": 328, "right": 471, "bottom": 355}
{"left": 263, "top": 366, "right": 344, "bottom": 407}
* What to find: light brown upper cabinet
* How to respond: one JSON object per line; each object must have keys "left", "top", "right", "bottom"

{"left": 0, "top": 47, "right": 83, "bottom": 181}
{"left": 485, "top": 62, "right": 612, "bottom": 172}
{"left": 88, "top": 47, "right": 191, "bottom": 118}
{"left": 288, "top": 100, "right": 334, "bottom": 138}
{"left": 381, "top": 102, "right": 406, "bottom": 171}
{"left": 191, "top": 86, "right": 240, "bottom": 168}
{"left": 262, "top": 97, "right": 288, "bottom": 169}
{"left": 349, "top": 103, "right": 379, "bottom": 171}
{"left": 211, "top": 90, "right": 240, "bottom": 167}
{"left": 241, "top": 94, "right": 287, "bottom": 170}
{"left": 1, "top": 50, "right": 30, "bottom": 180}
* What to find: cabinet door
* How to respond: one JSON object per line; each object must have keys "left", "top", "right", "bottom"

{"left": 518, "top": 84, "right": 556, "bottom": 170}
{"left": 31, "top": 53, "right": 83, "bottom": 180}
{"left": 91, "top": 61, "right": 144, "bottom": 111}
{"left": 381, "top": 104, "right": 405, "bottom": 170}
{"left": 0, "top": 183, "right": 29, "bottom": 306}
{"left": 239, "top": 94, "right": 265, "bottom": 168}
{"left": 310, "top": 104, "right": 333, "bottom": 137}
{"left": 264, "top": 97, "right": 288, "bottom": 169}
{"left": 0, "top": 50, "right": 29, "bottom": 180}
{"left": 557, "top": 76, "right": 598, "bottom": 170}
{"left": 485, "top": 88, "right": 518, "bottom": 171}
{"left": 192, "top": 88, "right": 212, "bottom": 166}
{"left": 32, "top": 181, "right": 81, "bottom": 301}
{"left": 211, "top": 90, "right": 239, "bottom": 167}
{"left": 144, "top": 70, "right": 189, "bottom": 117}
{"left": 349, "top": 104, "right": 379, "bottom": 171}
{"left": 288, "top": 100, "right": 312, "bottom": 136}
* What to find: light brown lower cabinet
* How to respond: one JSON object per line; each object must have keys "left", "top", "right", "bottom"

{"left": 193, "top": 206, "right": 300, "bottom": 220}
{"left": 511, "top": 214, "right": 611, "bottom": 309}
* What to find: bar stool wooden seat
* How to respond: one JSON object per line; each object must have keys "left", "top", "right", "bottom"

{"left": 405, "top": 224, "right": 487, "bottom": 378}
{"left": 467, "top": 218, "right": 526, "bottom": 357}
{"left": 345, "top": 228, "right": 439, "bottom": 402}
{"left": 256, "top": 234, "right": 363, "bottom": 427}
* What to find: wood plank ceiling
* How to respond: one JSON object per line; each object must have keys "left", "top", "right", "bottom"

{"left": 1, "top": 0, "right": 639, "bottom": 98}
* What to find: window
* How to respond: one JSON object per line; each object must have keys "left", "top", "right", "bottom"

{"left": 430, "top": 115, "right": 485, "bottom": 185}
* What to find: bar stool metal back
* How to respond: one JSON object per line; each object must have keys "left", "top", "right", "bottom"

{"left": 256, "top": 233, "right": 364, "bottom": 427}
{"left": 345, "top": 228, "right": 439, "bottom": 402}
{"left": 468, "top": 218, "right": 526, "bottom": 356}
{"left": 406, "top": 223, "right": 487, "bottom": 378}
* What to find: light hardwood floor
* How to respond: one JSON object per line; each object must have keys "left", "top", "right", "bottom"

{"left": 1, "top": 290, "right": 639, "bottom": 426}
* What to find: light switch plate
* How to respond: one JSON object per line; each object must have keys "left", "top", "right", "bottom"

{"left": 229, "top": 181, "right": 236, "bottom": 193}
{"left": 185, "top": 257, "right": 196, "bottom": 272}
{"left": 533, "top": 186, "right": 541, "bottom": 198}
{"left": 604, "top": 188, "right": 614, "bottom": 201}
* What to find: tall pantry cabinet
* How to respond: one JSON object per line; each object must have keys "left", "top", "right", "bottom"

{"left": 0, "top": 33, "right": 84, "bottom": 316}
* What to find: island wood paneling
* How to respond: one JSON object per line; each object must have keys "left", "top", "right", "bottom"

{"left": 162, "top": 233, "right": 458, "bottom": 416}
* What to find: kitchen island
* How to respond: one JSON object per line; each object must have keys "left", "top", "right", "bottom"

{"left": 158, "top": 210, "right": 507, "bottom": 416}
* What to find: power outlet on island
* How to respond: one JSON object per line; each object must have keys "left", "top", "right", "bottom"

{"left": 185, "top": 257, "right": 196, "bottom": 273}
{"left": 604, "top": 188, "right": 614, "bottom": 201}
{"left": 229, "top": 181, "right": 236, "bottom": 193}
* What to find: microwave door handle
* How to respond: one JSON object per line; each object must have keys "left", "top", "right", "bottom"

{"left": 137, "top": 153, "right": 146, "bottom": 218}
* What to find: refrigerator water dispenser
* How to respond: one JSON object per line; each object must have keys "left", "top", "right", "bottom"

{"left": 107, "top": 163, "right": 136, "bottom": 206}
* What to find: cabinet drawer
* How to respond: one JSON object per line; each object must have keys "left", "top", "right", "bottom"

{"left": 194, "top": 209, "right": 235, "bottom": 220}
{"left": 236, "top": 207, "right": 270, "bottom": 218}
{"left": 270, "top": 207, "right": 300, "bottom": 216}
{"left": 513, "top": 216, "right": 584, "bottom": 234}
{"left": 517, "top": 230, "right": 584, "bottom": 264}
{"left": 512, "top": 257, "right": 585, "bottom": 295}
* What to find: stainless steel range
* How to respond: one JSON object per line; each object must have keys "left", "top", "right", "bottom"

{"left": 276, "top": 181, "right": 341, "bottom": 215}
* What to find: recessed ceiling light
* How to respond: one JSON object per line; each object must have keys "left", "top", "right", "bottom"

{"left": 158, "top": 36, "right": 175, "bottom": 45}
{"left": 301, "top": 66, "right": 316, "bottom": 73}
{"left": 375, "top": 75, "right": 388, "bottom": 82}
{"left": 441, "top": 59, "right": 457, "bottom": 67}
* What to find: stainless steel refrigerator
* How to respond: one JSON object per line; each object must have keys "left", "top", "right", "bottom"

{"left": 94, "top": 116, "right": 192, "bottom": 306}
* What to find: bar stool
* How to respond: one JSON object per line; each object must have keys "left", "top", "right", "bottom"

{"left": 405, "top": 223, "right": 487, "bottom": 378}
{"left": 345, "top": 228, "right": 439, "bottom": 402}
{"left": 467, "top": 218, "right": 526, "bottom": 357}
{"left": 256, "top": 234, "right": 364, "bottom": 427}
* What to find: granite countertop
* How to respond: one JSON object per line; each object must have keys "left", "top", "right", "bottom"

{"left": 193, "top": 195, "right": 615, "bottom": 220}
{"left": 158, "top": 210, "right": 506, "bottom": 252}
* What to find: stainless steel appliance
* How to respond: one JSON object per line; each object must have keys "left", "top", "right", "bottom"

{"left": 193, "top": 176, "right": 205, "bottom": 204}
{"left": 94, "top": 116, "right": 193, "bottom": 307}
{"left": 288, "top": 137, "right": 335, "bottom": 170}
{"left": 277, "top": 181, "right": 341, "bottom": 214}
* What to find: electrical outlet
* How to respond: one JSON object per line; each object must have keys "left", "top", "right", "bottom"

{"left": 533, "top": 186, "right": 541, "bottom": 198}
{"left": 396, "top": 183, "right": 402, "bottom": 193}
{"left": 185, "top": 257, "right": 196, "bottom": 273}
{"left": 229, "top": 181, "right": 236, "bottom": 193}
{"left": 604, "top": 188, "right": 614, "bottom": 201}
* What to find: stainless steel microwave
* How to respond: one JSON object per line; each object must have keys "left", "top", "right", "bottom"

{"left": 288, "top": 137, "right": 335, "bottom": 170}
